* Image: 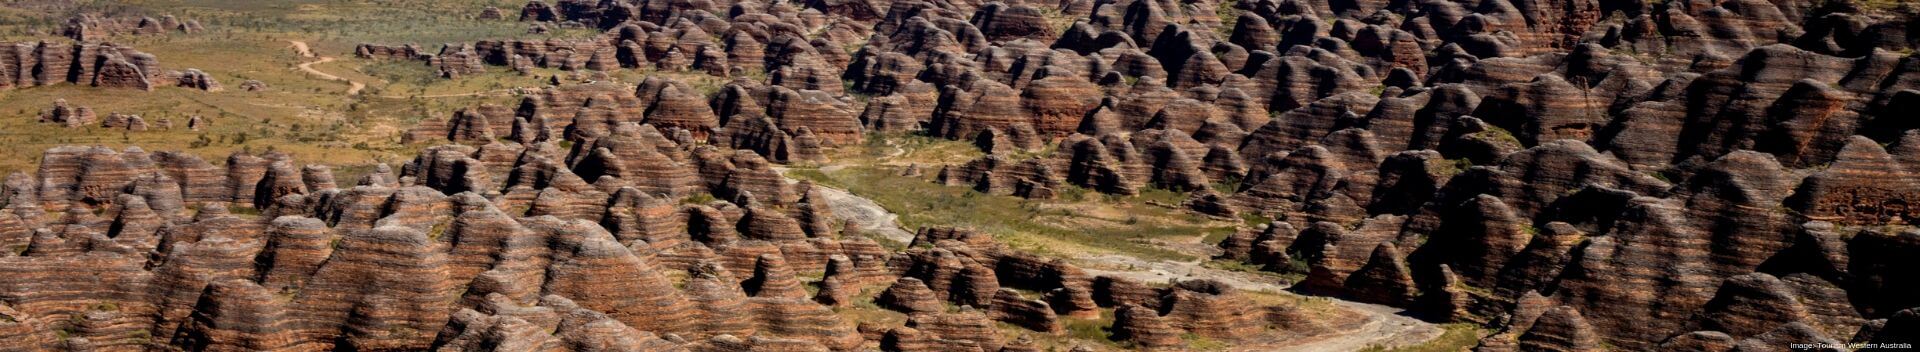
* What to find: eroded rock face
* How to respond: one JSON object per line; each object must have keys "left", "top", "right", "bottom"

{"left": 1113, "top": 304, "right": 1182, "bottom": 349}
{"left": 12, "top": 0, "right": 1920, "bottom": 350}
{"left": 1, "top": 41, "right": 166, "bottom": 91}
{"left": 61, "top": 13, "right": 204, "bottom": 41}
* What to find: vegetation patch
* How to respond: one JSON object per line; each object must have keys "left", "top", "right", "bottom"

{"left": 1359, "top": 323, "right": 1485, "bottom": 352}
{"left": 804, "top": 165, "right": 1227, "bottom": 261}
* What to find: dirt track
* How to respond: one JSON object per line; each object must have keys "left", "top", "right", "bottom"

{"left": 288, "top": 40, "right": 367, "bottom": 95}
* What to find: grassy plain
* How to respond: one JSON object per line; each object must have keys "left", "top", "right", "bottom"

{"left": 0, "top": 0, "right": 593, "bottom": 174}
{"left": 789, "top": 134, "right": 1245, "bottom": 262}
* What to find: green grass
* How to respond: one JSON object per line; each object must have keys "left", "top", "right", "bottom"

{"left": 1184, "top": 332, "right": 1231, "bottom": 350}
{"left": 859, "top": 132, "right": 986, "bottom": 165}
{"left": 1855, "top": 0, "right": 1915, "bottom": 13}
{"left": 1478, "top": 126, "right": 1521, "bottom": 146}
{"left": 1214, "top": 0, "right": 1240, "bottom": 38}
{"left": 831, "top": 286, "right": 910, "bottom": 332}
{"left": 1132, "top": 187, "right": 1189, "bottom": 205}
{"left": 1062, "top": 309, "right": 1118, "bottom": 345}
{"left": 1237, "top": 212, "right": 1274, "bottom": 228}
{"left": 227, "top": 205, "right": 262, "bottom": 216}
{"left": 1203, "top": 259, "right": 1305, "bottom": 283}
{"left": 1447, "top": 158, "right": 1473, "bottom": 175}
{"left": 786, "top": 168, "right": 839, "bottom": 188}
{"left": 1359, "top": 323, "right": 1486, "bottom": 352}
{"left": 1034, "top": 5, "right": 1078, "bottom": 39}
{"left": 0, "top": 81, "right": 410, "bottom": 174}
{"left": 800, "top": 166, "right": 1232, "bottom": 261}
{"left": 0, "top": 0, "right": 578, "bottom": 49}
{"left": 91, "top": 301, "right": 120, "bottom": 312}
{"left": 426, "top": 221, "right": 449, "bottom": 240}
{"left": 0, "top": 0, "right": 599, "bottom": 174}
{"left": 680, "top": 192, "right": 719, "bottom": 205}
{"left": 798, "top": 133, "right": 1254, "bottom": 261}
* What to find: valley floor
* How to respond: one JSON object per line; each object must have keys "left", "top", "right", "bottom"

{"left": 784, "top": 135, "right": 1458, "bottom": 351}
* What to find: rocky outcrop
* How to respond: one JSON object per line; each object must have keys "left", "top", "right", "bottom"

{"left": 1112, "top": 304, "right": 1182, "bottom": 349}
{"left": 1, "top": 41, "right": 163, "bottom": 91}
{"left": 238, "top": 79, "right": 267, "bottom": 91}
{"left": 61, "top": 13, "right": 203, "bottom": 41}
{"left": 36, "top": 99, "right": 96, "bottom": 128}
{"left": 355, "top": 43, "right": 424, "bottom": 60}
{"left": 0, "top": 131, "right": 982, "bottom": 349}
{"left": 904, "top": 308, "right": 1002, "bottom": 351}
{"left": 987, "top": 289, "right": 1062, "bottom": 335}
{"left": 174, "top": 68, "right": 220, "bottom": 91}
{"left": 877, "top": 277, "right": 944, "bottom": 315}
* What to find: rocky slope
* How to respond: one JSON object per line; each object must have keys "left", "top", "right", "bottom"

{"left": 0, "top": 40, "right": 218, "bottom": 92}
{"left": 0, "top": 133, "right": 1354, "bottom": 350}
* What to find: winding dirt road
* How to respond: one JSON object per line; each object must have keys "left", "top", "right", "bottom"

{"left": 1071, "top": 255, "right": 1440, "bottom": 350}
{"left": 779, "top": 143, "right": 1446, "bottom": 351}
{"left": 1286, "top": 301, "right": 1446, "bottom": 352}
{"left": 813, "top": 185, "right": 916, "bottom": 244}
{"left": 289, "top": 40, "right": 367, "bottom": 95}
